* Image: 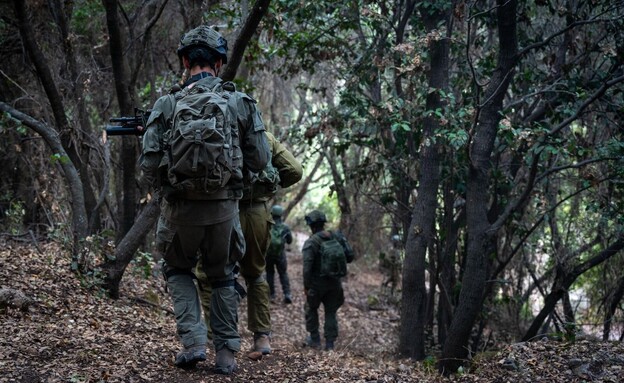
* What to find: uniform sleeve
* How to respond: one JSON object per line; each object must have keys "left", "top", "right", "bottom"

{"left": 283, "top": 225, "right": 293, "bottom": 245}
{"left": 236, "top": 94, "right": 270, "bottom": 173}
{"left": 335, "top": 231, "right": 355, "bottom": 263}
{"left": 139, "top": 95, "right": 174, "bottom": 188}
{"left": 267, "top": 131, "right": 303, "bottom": 189}
{"left": 302, "top": 237, "right": 317, "bottom": 290}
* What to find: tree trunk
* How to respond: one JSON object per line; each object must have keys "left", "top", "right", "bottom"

{"left": 102, "top": 0, "right": 139, "bottom": 239}
{"left": 49, "top": 0, "right": 102, "bottom": 232}
{"left": 439, "top": 0, "right": 518, "bottom": 374}
{"left": 12, "top": 0, "right": 94, "bottom": 247}
{"left": 398, "top": 1, "right": 451, "bottom": 359}
{"left": 102, "top": 199, "right": 161, "bottom": 298}
{"left": 603, "top": 276, "right": 624, "bottom": 340}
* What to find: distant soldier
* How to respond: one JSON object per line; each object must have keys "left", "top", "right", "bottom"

{"left": 302, "top": 210, "right": 354, "bottom": 351}
{"left": 266, "top": 205, "right": 294, "bottom": 304}
{"left": 380, "top": 234, "right": 402, "bottom": 295}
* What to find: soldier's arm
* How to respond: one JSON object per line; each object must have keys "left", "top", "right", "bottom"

{"left": 139, "top": 95, "right": 174, "bottom": 188}
{"left": 302, "top": 239, "right": 316, "bottom": 290}
{"left": 283, "top": 225, "right": 293, "bottom": 245}
{"left": 266, "top": 131, "right": 303, "bottom": 188}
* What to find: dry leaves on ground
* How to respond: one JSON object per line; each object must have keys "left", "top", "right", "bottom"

{"left": 1, "top": 239, "right": 622, "bottom": 382}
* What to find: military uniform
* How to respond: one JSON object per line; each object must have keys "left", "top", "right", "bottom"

{"left": 302, "top": 211, "right": 354, "bottom": 350}
{"left": 196, "top": 131, "right": 302, "bottom": 352}
{"left": 140, "top": 74, "right": 270, "bottom": 361}
{"left": 266, "top": 213, "right": 293, "bottom": 302}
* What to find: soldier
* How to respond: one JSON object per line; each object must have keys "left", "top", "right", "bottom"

{"left": 302, "top": 210, "right": 354, "bottom": 351}
{"left": 139, "top": 26, "right": 270, "bottom": 374}
{"left": 266, "top": 204, "right": 294, "bottom": 304}
{"left": 380, "top": 234, "right": 402, "bottom": 295}
{"left": 196, "top": 130, "right": 302, "bottom": 356}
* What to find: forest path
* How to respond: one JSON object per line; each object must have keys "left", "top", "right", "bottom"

{"left": 2, "top": 239, "right": 622, "bottom": 382}
{"left": 0, "top": 237, "right": 412, "bottom": 383}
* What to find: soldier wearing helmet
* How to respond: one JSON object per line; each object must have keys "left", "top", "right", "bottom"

{"left": 139, "top": 25, "right": 270, "bottom": 374}
{"left": 301, "top": 209, "right": 354, "bottom": 351}
{"left": 266, "top": 204, "right": 295, "bottom": 304}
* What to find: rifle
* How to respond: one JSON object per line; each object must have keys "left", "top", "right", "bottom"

{"left": 104, "top": 108, "right": 151, "bottom": 139}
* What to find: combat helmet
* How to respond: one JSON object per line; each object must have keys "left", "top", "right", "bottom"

{"left": 304, "top": 210, "right": 327, "bottom": 226}
{"left": 271, "top": 205, "right": 285, "bottom": 217}
{"left": 177, "top": 25, "right": 228, "bottom": 64}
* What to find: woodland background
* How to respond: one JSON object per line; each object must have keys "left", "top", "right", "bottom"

{"left": 0, "top": 0, "right": 623, "bottom": 378}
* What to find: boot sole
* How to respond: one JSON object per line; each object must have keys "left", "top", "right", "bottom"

{"left": 214, "top": 363, "right": 238, "bottom": 375}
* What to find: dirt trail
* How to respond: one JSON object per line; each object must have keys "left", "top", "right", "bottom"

{"left": 1, "top": 239, "right": 410, "bottom": 383}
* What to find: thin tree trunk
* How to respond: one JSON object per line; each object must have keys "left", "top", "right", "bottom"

{"left": 523, "top": 233, "right": 624, "bottom": 341}
{"left": 103, "top": 0, "right": 139, "bottom": 239}
{"left": 0, "top": 102, "right": 88, "bottom": 249}
{"left": 603, "top": 276, "right": 624, "bottom": 340}
{"left": 102, "top": 199, "right": 161, "bottom": 298}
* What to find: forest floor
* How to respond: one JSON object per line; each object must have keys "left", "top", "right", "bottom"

{"left": 1, "top": 238, "right": 623, "bottom": 383}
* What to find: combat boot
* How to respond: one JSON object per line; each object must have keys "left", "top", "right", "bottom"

{"left": 304, "top": 334, "right": 321, "bottom": 349}
{"left": 325, "top": 340, "right": 335, "bottom": 351}
{"left": 214, "top": 347, "right": 237, "bottom": 375}
{"left": 253, "top": 333, "right": 272, "bottom": 354}
{"left": 174, "top": 344, "right": 206, "bottom": 369}
{"left": 283, "top": 293, "right": 292, "bottom": 304}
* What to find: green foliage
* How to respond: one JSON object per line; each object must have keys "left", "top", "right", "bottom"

{"left": 75, "top": 234, "right": 116, "bottom": 289}
{"left": 71, "top": 1, "right": 104, "bottom": 36}
{"left": 50, "top": 153, "right": 70, "bottom": 165}
{"left": 422, "top": 355, "right": 437, "bottom": 373}
{"left": 3, "top": 200, "right": 25, "bottom": 235}
{"left": 131, "top": 251, "right": 154, "bottom": 280}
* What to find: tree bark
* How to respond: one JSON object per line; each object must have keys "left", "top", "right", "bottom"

{"left": 221, "top": 0, "right": 271, "bottom": 82}
{"left": 102, "top": 0, "right": 139, "bottom": 239}
{"left": 102, "top": 199, "right": 161, "bottom": 298}
{"left": 603, "top": 276, "right": 624, "bottom": 341}
{"left": 439, "top": 0, "right": 518, "bottom": 374}
{"left": 399, "top": 0, "right": 452, "bottom": 359}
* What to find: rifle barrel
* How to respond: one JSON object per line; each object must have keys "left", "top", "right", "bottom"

{"left": 104, "top": 126, "right": 144, "bottom": 136}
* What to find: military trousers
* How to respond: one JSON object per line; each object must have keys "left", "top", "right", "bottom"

{"left": 266, "top": 254, "right": 291, "bottom": 297}
{"left": 305, "top": 278, "right": 344, "bottom": 342}
{"left": 158, "top": 213, "right": 245, "bottom": 353}
{"left": 198, "top": 201, "right": 272, "bottom": 335}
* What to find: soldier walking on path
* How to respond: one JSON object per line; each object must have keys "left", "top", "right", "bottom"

{"left": 139, "top": 26, "right": 270, "bottom": 374}
{"left": 301, "top": 210, "right": 355, "bottom": 351}
{"left": 266, "top": 204, "right": 294, "bottom": 304}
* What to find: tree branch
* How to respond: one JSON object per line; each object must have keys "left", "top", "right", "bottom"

{"left": 221, "top": 0, "right": 271, "bottom": 81}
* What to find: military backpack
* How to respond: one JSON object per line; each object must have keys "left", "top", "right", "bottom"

{"left": 163, "top": 80, "right": 242, "bottom": 196}
{"left": 267, "top": 222, "right": 286, "bottom": 260}
{"left": 314, "top": 230, "right": 349, "bottom": 278}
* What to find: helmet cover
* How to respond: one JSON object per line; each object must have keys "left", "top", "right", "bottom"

{"left": 177, "top": 25, "right": 228, "bottom": 63}
{"left": 305, "top": 210, "right": 327, "bottom": 226}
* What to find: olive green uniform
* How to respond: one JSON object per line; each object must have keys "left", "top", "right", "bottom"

{"left": 140, "top": 75, "right": 270, "bottom": 354}
{"left": 302, "top": 230, "right": 353, "bottom": 344}
{"left": 197, "top": 131, "right": 302, "bottom": 336}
